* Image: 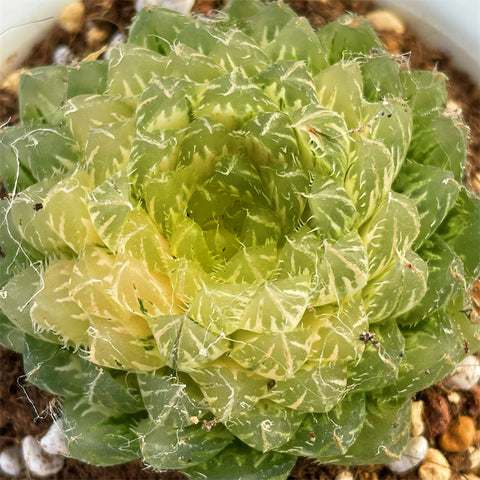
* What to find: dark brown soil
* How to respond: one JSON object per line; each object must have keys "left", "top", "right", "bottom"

{"left": 0, "top": 1, "right": 479, "bottom": 480}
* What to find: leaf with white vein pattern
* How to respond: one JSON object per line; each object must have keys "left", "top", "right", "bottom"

{"left": 360, "top": 192, "right": 419, "bottom": 278}
{"left": 225, "top": 399, "right": 306, "bottom": 452}
{"left": 230, "top": 327, "right": 312, "bottom": 380}
{"left": 312, "top": 232, "right": 369, "bottom": 306}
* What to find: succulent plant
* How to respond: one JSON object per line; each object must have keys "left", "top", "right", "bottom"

{"left": 1, "top": 1, "right": 479, "bottom": 478}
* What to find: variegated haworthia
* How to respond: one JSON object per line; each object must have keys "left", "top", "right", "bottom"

{"left": 0, "top": 1, "right": 479, "bottom": 478}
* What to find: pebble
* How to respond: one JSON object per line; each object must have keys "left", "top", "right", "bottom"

{"left": 387, "top": 435, "right": 429, "bottom": 473}
{"left": 443, "top": 355, "right": 480, "bottom": 390}
{"left": 365, "top": 10, "right": 406, "bottom": 34}
{"left": 86, "top": 24, "right": 110, "bottom": 50}
{"left": 0, "top": 447, "right": 24, "bottom": 477}
{"left": 335, "top": 470, "right": 354, "bottom": 480}
{"left": 1, "top": 70, "right": 21, "bottom": 93}
{"left": 418, "top": 448, "right": 451, "bottom": 480}
{"left": 40, "top": 420, "right": 68, "bottom": 457}
{"left": 135, "top": 0, "right": 194, "bottom": 14}
{"left": 439, "top": 416, "right": 476, "bottom": 452}
{"left": 411, "top": 400, "right": 425, "bottom": 437}
{"left": 470, "top": 448, "right": 480, "bottom": 470}
{"left": 58, "top": 1, "right": 85, "bottom": 34}
{"left": 53, "top": 45, "right": 73, "bottom": 66}
{"left": 22, "top": 436, "right": 64, "bottom": 477}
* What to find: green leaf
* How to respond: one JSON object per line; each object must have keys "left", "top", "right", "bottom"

{"left": 278, "top": 392, "right": 366, "bottom": 458}
{"left": 136, "top": 77, "right": 198, "bottom": 132}
{"left": 389, "top": 310, "right": 465, "bottom": 397}
{"left": 209, "top": 30, "right": 271, "bottom": 77}
{"left": 63, "top": 396, "right": 142, "bottom": 466}
{"left": 321, "top": 395, "right": 411, "bottom": 465}
{"left": 225, "top": 399, "right": 306, "bottom": 452}
{"left": 29, "top": 258, "right": 90, "bottom": 345}
{"left": 400, "top": 70, "right": 448, "bottom": 113}
{"left": 0, "top": 265, "right": 59, "bottom": 343}
{"left": 196, "top": 70, "right": 277, "bottom": 130}
{"left": 230, "top": 328, "right": 312, "bottom": 380}
{"left": 136, "top": 416, "right": 234, "bottom": 470}
{"left": 361, "top": 54, "right": 402, "bottom": 102}
{"left": 407, "top": 110, "right": 468, "bottom": 183}
{"left": 151, "top": 314, "right": 231, "bottom": 370}
{"left": 292, "top": 104, "right": 350, "bottom": 179}
{"left": 67, "top": 60, "right": 108, "bottom": 97}
{"left": 64, "top": 94, "right": 136, "bottom": 146}
{"left": 106, "top": 43, "right": 168, "bottom": 96}
{"left": 306, "top": 176, "right": 357, "bottom": 241}
{"left": 130, "top": 129, "right": 181, "bottom": 195}
{"left": 314, "top": 62, "right": 364, "bottom": 128}
{"left": 214, "top": 243, "right": 279, "bottom": 285}
{"left": 306, "top": 296, "right": 368, "bottom": 365}
{"left": 393, "top": 159, "right": 459, "bottom": 246}
{"left": 312, "top": 232, "right": 369, "bottom": 306}
{"left": 0, "top": 312, "right": 24, "bottom": 353}
{"left": 188, "top": 358, "right": 269, "bottom": 420}
{"left": 245, "top": 1, "right": 297, "bottom": 45}
{"left": 23, "top": 335, "right": 144, "bottom": 412}
{"left": 128, "top": 6, "right": 192, "bottom": 54}
{"left": 164, "top": 44, "right": 227, "bottom": 83}
{"left": 137, "top": 369, "right": 209, "bottom": 427}
{"left": 184, "top": 440, "right": 297, "bottom": 480}
{"left": 318, "top": 14, "right": 383, "bottom": 65}
{"left": 268, "top": 359, "right": 348, "bottom": 413}
{"left": 360, "top": 192, "right": 419, "bottom": 278}
{"left": 344, "top": 137, "right": 396, "bottom": 222}
{"left": 253, "top": 61, "right": 319, "bottom": 112}
{"left": 0, "top": 125, "right": 79, "bottom": 189}
{"left": 436, "top": 187, "right": 480, "bottom": 282}
{"left": 84, "top": 120, "right": 135, "bottom": 186}
{"left": 19, "top": 67, "right": 66, "bottom": 123}
{"left": 398, "top": 234, "right": 465, "bottom": 325}
{"left": 360, "top": 99, "right": 412, "bottom": 176}
{"left": 240, "top": 275, "right": 312, "bottom": 333}
{"left": 362, "top": 250, "right": 428, "bottom": 323}
{"left": 347, "top": 320, "right": 405, "bottom": 392}
{"left": 266, "top": 17, "right": 328, "bottom": 73}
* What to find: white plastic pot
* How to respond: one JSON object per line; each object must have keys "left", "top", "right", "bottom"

{"left": 0, "top": 0, "right": 479, "bottom": 82}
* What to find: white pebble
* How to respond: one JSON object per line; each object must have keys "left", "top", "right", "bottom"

{"left": 40, "top": 420, "right": 68, "bottom": 457}
{"left": 470, "top": 448, "right": 480, "bottom": 470}
{"left": 22, "top": 436, "right": 64, "bottom": 477}
{"left": 53, "top": 45, "right": 73, "bottom": 66}
{"left": 135, "top": 0, "right": 194, "bottom": 14}
{"left": 335, "top": 470, "right": 354, "bottom": 480}
{"left": 443, "top": 355, "right": 480, "bottom": 390}
{"left": 0, "top": 447, "right": 24, "bottom": 477}
{"left": 103, "top": 32, "right": 126, "bottom": 60}
{"left": 387, "top": 435, "right": 429, "bottom": 473}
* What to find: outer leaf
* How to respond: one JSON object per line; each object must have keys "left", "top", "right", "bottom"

{"left": 137, "top": 369, "right": 209, "bottom": 427}
{"left": 183, "top": 440, "right": 297, "bottom": 480}
{"left": 225, "top": 399, "right": 306, "bottom": 452}
{"left": 278, "top": 392, "right": 366, "bottom": 459}
{"left": 136, "top": 416, "right": 234, "bottom": 470}
{"left": 347, "top": 320, "right": 405, "bottom": 393}
{"left": 63, "top": 396, "right": 141, "bottom": 466}
{"left": 437, "top": 187, "right": 480, "bottom": 281}
{"left": 321, "top": 396, "right": 411, "bottom": 465}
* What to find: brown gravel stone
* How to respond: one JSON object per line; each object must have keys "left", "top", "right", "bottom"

{"left": 422, "top": 387, "right": 452, "bottom": 441}
{"left": 440, "top": 416, "right": 477, "bottom": 452}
